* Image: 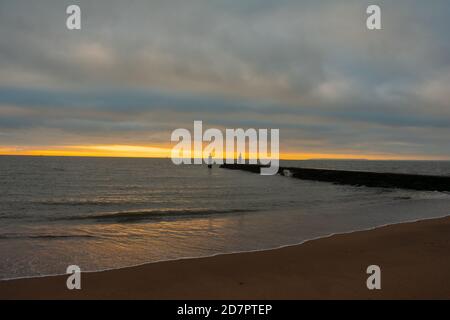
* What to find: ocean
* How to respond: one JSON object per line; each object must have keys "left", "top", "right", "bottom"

{"left": 1, "top": 156, "right": 450, "bottom": 280}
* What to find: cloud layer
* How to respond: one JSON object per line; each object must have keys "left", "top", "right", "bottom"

{"left": 0, "top": 0, "right": 449, "bottom": 158}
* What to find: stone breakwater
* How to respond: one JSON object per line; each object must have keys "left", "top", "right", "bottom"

{"left": 220, "top": 164, "right": 450, "bottom": 191}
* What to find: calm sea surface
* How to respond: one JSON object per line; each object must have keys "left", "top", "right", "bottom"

{"left": 1, "top": 156, "right": 450, "bottom": 279}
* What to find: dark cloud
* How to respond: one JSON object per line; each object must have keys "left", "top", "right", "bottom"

{"left": 0, "top": 0, "right": 449, "bottom": 157}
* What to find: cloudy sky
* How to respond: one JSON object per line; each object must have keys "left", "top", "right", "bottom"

{"left": 0, "top": 0, "right": 449, "bottom": 159}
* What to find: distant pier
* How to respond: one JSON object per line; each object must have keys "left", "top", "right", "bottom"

{"left": 220, "top": 164, "right": 450, "bottom": 192}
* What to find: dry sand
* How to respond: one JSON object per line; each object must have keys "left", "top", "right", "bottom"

{"left": 1, "top": 216, "right": 450, "bottom": 299}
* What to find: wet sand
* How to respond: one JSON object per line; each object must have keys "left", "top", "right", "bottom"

{"left": 1, "top": 216, "right": 450, "bottom": 299}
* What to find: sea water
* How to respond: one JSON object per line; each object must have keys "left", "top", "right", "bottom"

{"left": 1, "top": 156, "right": 449, "bottom": 279}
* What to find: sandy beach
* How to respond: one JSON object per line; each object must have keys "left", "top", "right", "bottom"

{"left": 1, "top": 215, "right": 450, "bottom": 300}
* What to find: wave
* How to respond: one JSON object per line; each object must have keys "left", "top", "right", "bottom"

{"left": 392, "top": 191, "right": 450, "bottom": 201}
{"left": 0, "top": 233, "right": 97, "bottom": 240}
{"left": 62, "top": 208, "right": 257, "bottom": 223}
{"left": 36, "top": 200, "right": 129, "bottom": 206}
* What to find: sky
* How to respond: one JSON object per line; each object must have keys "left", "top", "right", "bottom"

{"left": 0, "top": 0, "right": 449, "bottom": 159}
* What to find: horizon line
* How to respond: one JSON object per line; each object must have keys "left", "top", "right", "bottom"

{"left": 1, "top": 154, "right": 449, "bottom": 162}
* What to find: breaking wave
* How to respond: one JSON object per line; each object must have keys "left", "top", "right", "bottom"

{"left": 60, "top": 208, "right": 257, "bottom": 223}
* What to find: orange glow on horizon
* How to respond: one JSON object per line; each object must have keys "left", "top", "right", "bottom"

{"left": 0, "top": 145, "right": 171, "bottom": 158}
{"left": 0, "top": 145, "right": 448, "bottom": 161}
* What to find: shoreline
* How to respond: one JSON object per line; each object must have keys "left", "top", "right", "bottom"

{"left": 1, "top": 215, "right": 450, "bottom": 299}
{"left": 2, "top": 213, "right": 449, "bottom": 283}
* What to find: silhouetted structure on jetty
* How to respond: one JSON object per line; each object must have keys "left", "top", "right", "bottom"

{"left": 219, "top": 164, "right": 450, "bottom": 192}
